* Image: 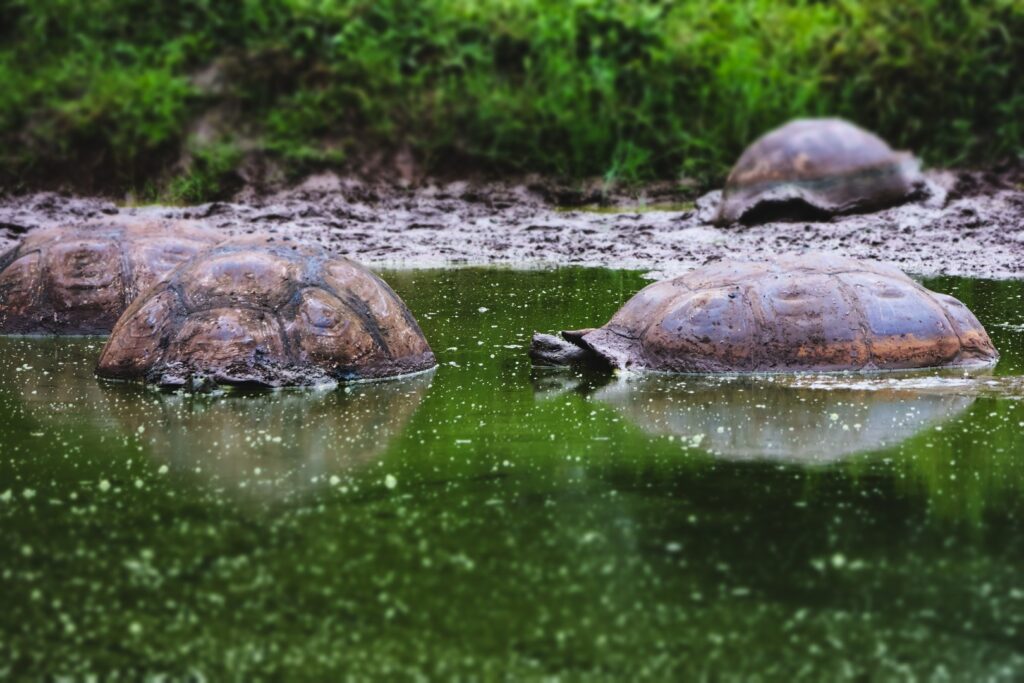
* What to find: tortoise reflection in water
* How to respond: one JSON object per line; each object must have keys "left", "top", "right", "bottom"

{"left": 0, "top": 220, "right": 222, "bottom": 335}
{"left": 0, "top": 336, "right": 431, "bottom": 502}
{"left": 97, "top": 240, "right": 436, "bottom": 388}
{"left": 713, "top": 118, "right": 925, "bottom": 225}
{"left": 569, "top": 375, "right": 976, "bottom": 464}
{"left": 531, "top": 254, "right": 998, "bottom": 374}
{"left": 98, "top": 371, "right": 433, "bottom": 502}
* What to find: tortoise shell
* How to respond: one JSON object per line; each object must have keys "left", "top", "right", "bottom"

{"left": 96, "top": 240, "right": 436, "bottom": 387}
{"left": 715, "top": 118, "right": 923, "bottom": 225}
{"left": 531, "top": 253, "right": 998, "bottom": 373}
{"left": 0, "top": 220, "right": 222, "bottom": 334}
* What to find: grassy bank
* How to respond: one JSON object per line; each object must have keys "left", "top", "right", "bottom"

{"left": 1, "top": 0, "right": 1022, "bottom": 199}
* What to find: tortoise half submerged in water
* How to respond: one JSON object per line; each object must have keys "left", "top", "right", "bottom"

{"left": 96, "top": 240, "right": 436, "bottom": 387}
{"left": 714, "top": 118, "right": 924, "bottom": 225}
{"left": 531, "top": 254, "right": 997, "bottom": 373}
{"left": 0, "top": 220, "right": 222, "bottom": 334}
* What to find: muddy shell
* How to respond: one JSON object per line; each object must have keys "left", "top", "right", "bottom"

{"left": 96, "top": 241, "right": 436, "bottom": 387}
{"left": 0, "top": 220, "right": 222, "bottom": 335}
{"left": 530, "top": 253, "right": 998, "bottom": 374}
{"left": 715, "top": 118, "right": 924, "bottom": 225}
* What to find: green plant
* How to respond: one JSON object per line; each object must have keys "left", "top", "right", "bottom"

{"left": 0, "top": 0, "right": 1021, "bottom": 196}
{"left": 162, "top": 140, "right": 244, "bottom": 204}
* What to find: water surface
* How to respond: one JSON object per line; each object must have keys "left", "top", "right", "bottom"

{"left": 1, "top": 268, "right": 1022, "bottom": 680}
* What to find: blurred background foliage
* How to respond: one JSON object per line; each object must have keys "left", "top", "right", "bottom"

{"left": 0, "top": 0, "right": 1022, "bottom": 199}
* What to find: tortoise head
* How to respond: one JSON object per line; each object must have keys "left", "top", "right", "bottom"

{"left": 529, "top": 329, "right": 601, "bottom": 368}
{"left": 529, "top": 328, "right": 635, "bottom": 373}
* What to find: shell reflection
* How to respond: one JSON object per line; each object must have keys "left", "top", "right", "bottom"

{"left": 541, "top": 373, "right": 977, "bottom": 463}
{"left": 99, "top": 373, "right": 433, "bottom": 501}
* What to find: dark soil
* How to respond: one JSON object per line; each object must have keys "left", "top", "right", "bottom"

{"left": 2, "top": 168, "right": 1023, "bottom": 280}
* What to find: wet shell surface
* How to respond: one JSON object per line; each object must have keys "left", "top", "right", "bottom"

{"left": 715, "top": 118, "right": 924, "bottom": 225}
{"left": 96, "top": 241, "right": 436, "bottom": 387}
{"left": 531, "top": 253, "right": 998, "bottom": 374}
{"left": 0, "top": 220, "right": 222, "bottom": 335}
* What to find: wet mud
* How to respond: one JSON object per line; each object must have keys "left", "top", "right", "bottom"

{"left": 1, "top": 168, "right": 1023, "bottom": 280}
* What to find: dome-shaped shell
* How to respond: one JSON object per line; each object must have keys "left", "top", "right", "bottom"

{"left": 0, "top": 220, "right": 222, "bottom": 334}
{"left": 715, "top": 118, "right": 923, "bottom": 225}
{"left": 96, "top": 241, "right": 436, "bottom": 387}
{"left": 531, "top": 254, "right": 998, "bottom": 373}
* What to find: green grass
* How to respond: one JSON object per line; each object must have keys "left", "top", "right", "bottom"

{"left": 1, "top": 0, "right": 1022, "bottom": 199}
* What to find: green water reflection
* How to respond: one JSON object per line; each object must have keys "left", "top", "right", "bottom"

{"left": 0, "top": 268, "right": 1022, "bottom": 680}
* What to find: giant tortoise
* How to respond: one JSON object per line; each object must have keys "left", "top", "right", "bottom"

{"left": 530, "top": 254, "right": 997, "bottom": 373}
{"left": 714, "top": 118, "right": 924, "bottom": 225}
{"left": 96, "top": 240, "right": 436, "bottom": 387}
{"left": 0, "top": 220, "right": 222, "bottom": 334}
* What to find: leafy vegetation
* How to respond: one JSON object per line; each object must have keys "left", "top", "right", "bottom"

{"left": 1, "top": 0, "right": 1022, "bottom": 198}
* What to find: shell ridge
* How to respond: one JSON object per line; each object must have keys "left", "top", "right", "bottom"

{"left": 276, "top": 283, "right": 308, "bottom": 366}
{"left": 672, "top": 278, "right": 694, "bottom": 293}
{"left": 889, "top": 276, "right": 964, "bottom": 366}
{"left": 927, "top": 291, "right": 972, "bottom": 366}
{"left": 116, "top": 228, "right": 136, "bottom": 306}
{"left": 0, "top": 246, "right": 47, "bottom": 323}
{"left": 339, "top": 292, "right": 393, "bottom": 360}
{"left": 270, "top": 309, "right": 297, "bottom": 376}
{"left": 156, "top": 283, "right": 190, "bottom": 370}
{"left": 628, "top": 281, "right": 692, "bottom": 342}
{"left": 0, "top": 244, "right": 22, "bottom": 274}
{"left": 369, "top": 273, "right": 431, "bottom": 342}
{"left": 302, "top": 260, "right": 392, "bottom": 369}
{"left": 37, "top": 239, "right": 58, "bottom": 329}
{"left": 732, "top": 159, "right": 909, "bottom": 196}
{"left": 833, "top": 273, "right": 876, "bottom": 370}
{"left": 740, "top": 283, "right": 767, "bottom": 371}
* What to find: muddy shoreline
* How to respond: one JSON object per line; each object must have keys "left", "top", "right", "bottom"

{"left": 2, "top": 168, "right": 1023, "bottom": 280}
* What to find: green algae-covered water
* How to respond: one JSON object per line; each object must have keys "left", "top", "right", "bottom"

{"left": 1, "top": 268, "right": 1023, "bottom": 680}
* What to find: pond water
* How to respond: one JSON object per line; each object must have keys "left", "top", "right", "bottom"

{"left": 1, "top": 268, "right": 1022, "bottom": 680}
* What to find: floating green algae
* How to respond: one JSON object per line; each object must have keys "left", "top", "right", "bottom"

{"left": 0, "top": 268, "right": 1022, "bottom": 680}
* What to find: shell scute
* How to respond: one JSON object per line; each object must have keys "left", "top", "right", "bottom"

{"left": 99, "top": 290, "right": 178, "bottom": 376}
{"left": 607, "top": 279, "right": 684, "bottom": 333}
{"left": 931, "top": 293, "right": 996, "bottom": 364}
{"left": 640, "top": 287, "right": 759, "bottom": 372}
{"left": 182, "top": 250, "right": 299, "bottom": 311}
{"left": 286, "top": 287, "right": 379, "bottom": 369}
{"left": 839, "top": 272, "right": 961, "bottom": 369}
{"left": 47, "top": 239, "right": 124, "bottom": 312}
{"left": 678, "top": 261, "right": 773, "bottom": 291}
{"left": 166, "top": 308, "right": 288, "bottom": 384}
{"left": 0, "top": 252, "right": 42, "bottom": 317}
{"left": 756, "top": 273, "right": 869, "bottom": 371}
{"left": 127, "top": 235, "right": 217, "bottom": 300}
{"left": 324, "top": 260, "right": 432, "bottom": 360}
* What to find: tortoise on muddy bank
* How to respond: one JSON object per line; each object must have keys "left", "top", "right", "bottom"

{"left": 713, "top": 118, "right": 925, "bottom": 225}
{"left": 0, "top": 220, "right": 222, "bottom": 335}
{"left": 96, "top": 240, "right": 436, "bottom": 388}
{"left": 531, "top": 254, "right": 997, "bottom": 374}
